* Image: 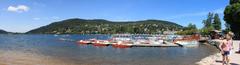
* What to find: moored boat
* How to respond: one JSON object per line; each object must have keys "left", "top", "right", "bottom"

{"left": 78, "top": 40, "right": 91, "bottom": 44}
{"left": 92, "top": 40, "right": 110, "bottom": 46}
{"left": 112, "top": 41, "right": 133, "bottom": 48}
{"left": 175, "top": 41, "right": 199, "bottom": 47}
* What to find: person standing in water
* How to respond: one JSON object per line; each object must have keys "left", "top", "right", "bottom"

{"left": 219, "top": 32, "right": 234, "bottom": 65}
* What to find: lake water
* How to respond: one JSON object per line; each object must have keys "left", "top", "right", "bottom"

{"left": 0, "top": 34, "right": 218, "bottom": 65}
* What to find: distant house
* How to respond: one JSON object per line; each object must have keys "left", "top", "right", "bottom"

{"left": 210, "top": 30, "right": 222, "bottom": 39}
{"left": 163, "top": 31, "right": 177, "bottom": 35}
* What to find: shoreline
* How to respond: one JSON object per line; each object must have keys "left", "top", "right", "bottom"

{"left": 0, "top": 50, "right": 79, "bottom": 65}
{"left": 195, "top": 39, "right": 222, "bottom": 65}
{"left": 196, "top": 40, "right": 240, "bottom": 65}
{"left": 195, "top": 41, "right": 220, "bottom": 65}
{"left": 195, "top": 39, "right": 221, "bottom": 65}
{"left": 195, "top": 53, "right": 221, "bottom": 65}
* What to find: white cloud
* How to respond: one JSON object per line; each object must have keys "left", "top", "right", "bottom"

{"left": 7, "top": 5, "right": 30, "bottom": 13}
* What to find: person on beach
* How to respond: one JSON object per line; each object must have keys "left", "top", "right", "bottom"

{"left": 219, "top": 32, "right": 234, "bottom": 65}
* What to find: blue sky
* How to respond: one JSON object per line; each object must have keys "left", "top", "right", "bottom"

{"left": 0, "top": 0, "right": 228, "bottom": 32}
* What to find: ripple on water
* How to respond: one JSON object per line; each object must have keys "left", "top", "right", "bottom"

{"left": 0, "top": 34, "right": 218, "bottom": 65}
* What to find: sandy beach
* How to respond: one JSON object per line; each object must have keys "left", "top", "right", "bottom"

{"left": 197, "top": 40, "right": 240, "bottom": 65}
{"left": 211, "top": 40, "right": 240, "bottom": 65}
{"left": 0, "top": 50, "right": 78, "bottom": 65}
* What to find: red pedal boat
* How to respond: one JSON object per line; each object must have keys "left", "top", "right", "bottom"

{"left": 112, "top": 41, "right": 133, "bottom": 48}
{"left": 78, "top": 40, "right": 91, "bottom": 44}
{"left": 92, "top": 40, "right": 109, "bottom": 46}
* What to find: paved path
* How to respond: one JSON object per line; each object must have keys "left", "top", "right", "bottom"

{"left": 212, "top": 40, "right": 240, "bottom": 65}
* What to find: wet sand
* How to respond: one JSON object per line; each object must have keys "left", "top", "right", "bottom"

{"left": 0, "top": 50, "right": 78, "bottom": 65}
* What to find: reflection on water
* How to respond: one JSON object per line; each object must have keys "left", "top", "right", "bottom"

{"left": 0, "top": 34, "right": 218, "bottom": 65}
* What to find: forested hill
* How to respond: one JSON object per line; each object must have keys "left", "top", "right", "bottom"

{"left": 27, "top": 18, "right": 183, "bottom": 34}
{"left": 0, "top": 29, "right": 8, "bottom": 34}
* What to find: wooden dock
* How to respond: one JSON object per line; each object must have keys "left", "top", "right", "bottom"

{"left": 131, "top": 44, "right": 179, "bottom": 47}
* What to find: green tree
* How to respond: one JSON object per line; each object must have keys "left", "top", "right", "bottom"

{"left": 224, "top": 0, "right": 240, "bottom": 39}
{"left": 176, "top": 23, "right": 197, "bottom": 35}
{"left": 225, "top": 23, "right": 231, "bottom": 32}
{"left": 213, "top": 13, "right": 222, "bottom": 30}
{"left": 201, "top": 13, "right": 215, "bottom": 35}
{"left": 203, "top": 13, "right": 214, "bottom": 28}
{"left": 184, "top": 23, "right": 197, "bottom": 30}
{"left": 200, "top": 26, "right": 214, "bottom": 35}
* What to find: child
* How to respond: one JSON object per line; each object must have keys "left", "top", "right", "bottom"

{"left": 219, "top": 32, "right": 234, "bottom": 65}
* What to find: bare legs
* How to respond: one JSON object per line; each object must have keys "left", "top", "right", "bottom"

{"left": 222, "top": 55, "right": 230, "bottom": 65}
{"left": 222, "top": 55, "right": 225, "bottom": 65}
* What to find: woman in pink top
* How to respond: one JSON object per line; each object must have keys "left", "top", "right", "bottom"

{"left": 219, "top": 32, "right": 234, "bottom": 65}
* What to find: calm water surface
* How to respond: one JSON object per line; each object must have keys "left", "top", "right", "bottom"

{"left": 0, "top": 34, "right": 218, "bottom": 65}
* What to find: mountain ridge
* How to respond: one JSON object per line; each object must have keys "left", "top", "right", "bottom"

{"left": 0, "top": 29, "right": 8, "bottom": 34}
{"left": 27, "top": 18, "right": 183, "bottom": 34}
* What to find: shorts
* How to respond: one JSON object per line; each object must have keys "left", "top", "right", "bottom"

{"left": 222, "top": 51, "right": 230, "bottom": 56}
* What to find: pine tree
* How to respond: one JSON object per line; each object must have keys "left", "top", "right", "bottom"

{"left": 203, "top": 13, "right": 214, "bottom": 28}
{"left": 213, "top": 13, "right": 221, "bottom": 30}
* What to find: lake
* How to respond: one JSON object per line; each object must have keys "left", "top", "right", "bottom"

{"left": 0, "top": 34, "right": 218, "bottom": 65}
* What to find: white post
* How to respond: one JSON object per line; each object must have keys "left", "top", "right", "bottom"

{"left": 239, "top": 42, "right": 240, "bottom": 52}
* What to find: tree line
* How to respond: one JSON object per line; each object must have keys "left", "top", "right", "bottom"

{"left": 176, "top": 13, "right": 222, "bottom": 35}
